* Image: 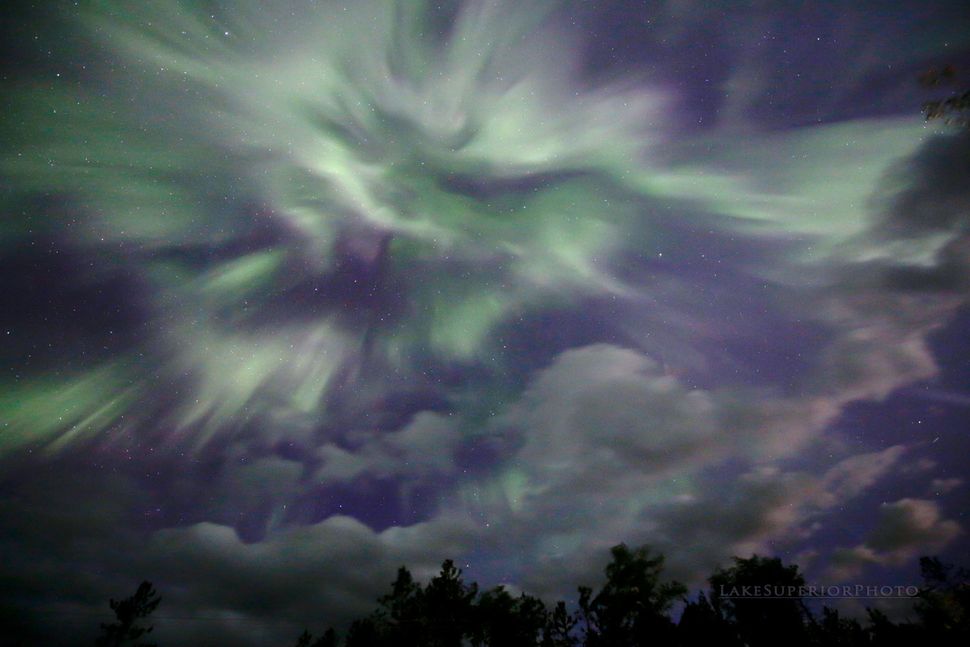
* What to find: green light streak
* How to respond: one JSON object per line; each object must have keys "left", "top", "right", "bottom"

{"left": 0, "top": 0, "right": 937, "bottom": 456}
{"left": 0, "top": 364, "right": 137, "bottom": 454}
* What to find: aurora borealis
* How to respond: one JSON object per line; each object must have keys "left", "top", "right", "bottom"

{"left": 2, "top": 0, "right": 969, "bottom": 644}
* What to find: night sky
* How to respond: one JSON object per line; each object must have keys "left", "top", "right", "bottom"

{"left": 2, "top": 1, "right": 969, "bottom": 644}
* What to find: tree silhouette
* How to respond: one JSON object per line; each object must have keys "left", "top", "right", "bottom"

{"left": 377, "top": 566, "right": 425, "bottom": 644}
{"left": 805, "top": 606, "right": 868, "bottom": 647}
{"left": 913, "top": 556, "right": 970, "bottom": 646}
{"left": 677, "top": 591, "right": 741, "bottom": 646}
{"left": 96, "top": 581, "right": 160, "bottom": 647}
{"left": 344, "top": 617, "right": 381, "bottom": 647}
{"left": 295, "top": 629, "right": 314, "bottom": 647}
{"left": 709, "top": 555, "right": 810, "bottom": 647}
{"left": 865, "top": 607, "right": 922, "bottom": 647}
{"left": 337, "top": 559, "right": 482, "bottom": 646}
{"left": 295, "top": 627, "right": 338, "bottom": 647}
{"left": 473, "top": 586, "right": 548, "bottom": 647}
{"left": 421, "top": 559, "right": 479, "bottom": 647}
{"left": 285, "top": 548, "right": 970, "bottom": 646}
{"left": 543, "top": 600, "right": 578, "bottom": 647}
{"left": 577, "top": 543, "right": 686, "bottom": 647}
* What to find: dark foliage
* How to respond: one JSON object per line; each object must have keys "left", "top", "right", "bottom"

{"left": 913, "top": 556, "right": 970, "bottom": 646}
{"left": 96, "top": 581, "right": 160, "bottom": 647}
{"left": 290, "top": 549, "right": 970, "bottom": 646}
{"left": 708, "top": 554, "right": 811, "bottom": 647}
{"left": 99, "top": 549, "right": 969, "bottom": 646}
{"left": 576, "top": 544, "right": 685, "bottom": 647}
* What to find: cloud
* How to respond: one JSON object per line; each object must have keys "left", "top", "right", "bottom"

{"left": 315, "top": 411, "right": 461, "bottom": 484}
{"left": 146, "top": 513, "right": 476, "bottom": 625}
{"left": 929, "top": 477, "right": 963, "bottom": 495}
{"left": 648, "top": 445, "right": 920, "bottom": 583}
{"left": 874, "top": 132, "right": 970, "bottom": 240}
{"left": 0, "top": 460, "right": 480, "bottom": 646}
{"left": 646, "top": 467, "right": 818, "bottom": 582}
{"left": 505, "top": 344, "right": 721, "bottom": 490}
{"left": 816, "top": 445, "right": 907, "bottom": 508}
{"left": 826, "top": 498, "right": 962, "bottom": 581}
{"left": 868, "top": 498, "right": 962, "bottom": 555}
{"left": 453, "top": 345, "right": 920, "bottom": 596}
{"left": 827, "top": 545, "right": 885, "bottom": 582}
{"left": 209, "top": 454, "right": 305, "bottom": 539}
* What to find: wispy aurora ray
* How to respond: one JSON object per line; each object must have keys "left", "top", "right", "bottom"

{"left": 0, "top": 0, "right": 955, "bottom": 460}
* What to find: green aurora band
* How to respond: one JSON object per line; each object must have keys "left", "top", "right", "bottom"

{"left": 0, "top": 0, "right": 959, "bottom": 462}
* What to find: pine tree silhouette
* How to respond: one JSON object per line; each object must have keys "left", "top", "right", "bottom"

{"left": 96, "top": 581, "right": 160, "bottom": 647}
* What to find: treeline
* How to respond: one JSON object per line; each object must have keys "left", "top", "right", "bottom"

{"left": 97, "top": 544, "right": 968, "bottom": 646}
{"left": 290, "top": 544, "right": 970, "bottom": 647}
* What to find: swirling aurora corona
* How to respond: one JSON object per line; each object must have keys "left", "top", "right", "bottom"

{"left": 1, "top": 0, "right": 969, "bottom": 643}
